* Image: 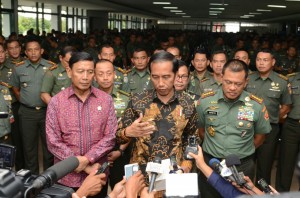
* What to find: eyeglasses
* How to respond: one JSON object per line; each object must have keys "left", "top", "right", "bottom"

{"left": 176, "top": 75, "right": 189, "bottom": 81}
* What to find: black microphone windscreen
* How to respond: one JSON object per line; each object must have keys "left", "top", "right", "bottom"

{"left": 153, "top": 156, "right": 162, "bottom": 164}
{"left": 225, "top": 154, "right": 241, "bottom": 167}
{"left": 49, "top": 156, "right": 79, "bottom": 180}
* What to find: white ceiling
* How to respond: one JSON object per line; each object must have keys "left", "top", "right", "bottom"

{"left": 19, "top": 0, "right": 300, "bottom": 22}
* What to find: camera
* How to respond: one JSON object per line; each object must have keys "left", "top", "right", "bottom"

{"left": 184, "top": 136, "right": 198, "bottom": 160}
{"left": 0, "top": 143, "right": 74, "bottom": 198}
{"left": 124, "top": 163, "right": 139, "bottom": 180}
{"left": 258, "top": 178, "right": 272, "bottom": 193}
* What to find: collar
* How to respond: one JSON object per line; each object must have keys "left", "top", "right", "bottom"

{"left": 67, "top": 85, "right": 97, "bottom": 99}
{"left": 216, "top": 89, "right": 248, "bottom": 104}
{"left": 253, "top": 70, "right": 276, "bottom": 81}
{"left": 132, "top": 67, "right": 150, "bottom": 75}
{"left": 58, "top": 62, "right": 67, "bottom": 73}
{"left": 25, "top": 58, "right": 46, "bottom": 67}
{"left": 151, "top": 88, "right": 179, "bottom": 105}
{"left": 111, "top": 87, "right": 119, "bottom": 98}
{"left": 0, "top": 61, "right": 11, "bottom": 70}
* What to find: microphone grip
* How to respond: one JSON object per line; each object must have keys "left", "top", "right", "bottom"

{"left": 148, "top": 173, "right": 157, "bottom": 193}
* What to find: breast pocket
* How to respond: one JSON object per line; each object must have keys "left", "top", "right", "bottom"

{"left": 267, "top": 90, "right": 281, "bottom": 98}
{"left": 235, "top": 120, "right": 253, "bottom": 137}
{"left": 129, "top": 82, "right": 137, "bottom": 91}
{"left": 205, "top": 116, "right": 219, "bottom": 136}
{"left": 20, "top": 75, "right": 30, "bottom": 83}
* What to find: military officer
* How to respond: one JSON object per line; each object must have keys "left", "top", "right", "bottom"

{"left": 276, "top": 72, "right": 300, "bottom": 192}
{"left": 246, "top": 48, "right": 292, "bottom": 185}
{"left": 94, "top": 59, "right": 130, "bottom": 189}
{"left": 122, "top": 48, "right": 153, "bottom": 94}
{"left": 1, "top": 42, "right": 25, "bottom": 170}
{"left": 40, "top": 46, "right": 75, "bottom": 104}
{"left": 199, "top": 50, "right": 227, "bottom": 94}
{"left": 188, "top": 49, "right": 212, "bottom": 95}
{"left": 0, "top": 82, "right": 13, "bottom": 145}
{"left": 98, "top": 44, "right": 127, "bottom": 90}
{"left": 197, "top": 59, "right": 271, "bottom": 198}
{"left": 10, "top": 37, "right": 54, "bottom": 174}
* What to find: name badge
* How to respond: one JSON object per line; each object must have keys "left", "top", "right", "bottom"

{"left": 207, "top": 110, "right": 218, "bottom": 116}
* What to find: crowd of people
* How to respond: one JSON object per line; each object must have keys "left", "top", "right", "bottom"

{"left": 0, "top": 28, "right": 300, "bottom": 198}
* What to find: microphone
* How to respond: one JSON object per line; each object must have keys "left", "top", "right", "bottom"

{"left": 148, "top": 156, "right": 162, "bottom": 193}
{"left": 209, "top": 158, "right": 235, "bottom": 182}
{"left": 31, "top": 156, "right": 79, "bottom": 189}
{"left": 225, "top": 154, "right": 252, "bottom": 190}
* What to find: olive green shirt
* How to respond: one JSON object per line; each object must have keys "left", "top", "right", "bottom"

{"left": 0, "top": 84, "right": 12, "bottom": 137}
{"left": 0, "top": 60, "right": 18, "bottom": 104}
{"left": 246, "top": 71, "right": 292, "bottom": 123}
{"left": 122, "top": 67, "right": 153, "bottom": 94}
{"left": 10, "top": 59, "right": 55, "bottom": 107}
{"left": 41, "top": 62, "right": 71, "bottom": 96}
{"left": 287, "top": 72, "right": 300, "bottom": 119}
{"left": 197, "top": 90, "right": 271, "bottom": 159}
{"left": 199, "top": 75, "right": 222, "bottom": 95}
{"left": 188, "top": 70, "right": 212, "bottom": 95}
{"left": 111, "top": 88, "right": 130, "bottom": 118}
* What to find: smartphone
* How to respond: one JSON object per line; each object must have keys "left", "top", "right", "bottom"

{"left": 95, "top": 162, "right": 109, "bottom": 175}
{"left": 124, "top": 163, "right": 139, "bottom": 180}
{"left": 258, "top": 178, "right": 272, "bottom": 193}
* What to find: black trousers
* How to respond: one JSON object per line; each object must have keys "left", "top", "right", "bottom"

{"left": 11, "top": 102, "right": 25, "bottom": 171}
{"left": 199, "top": 152, "right": 255, "bottom": 198}
{"left": 18, "top": 105, "right": 53, "bottom": 174}
{"left": 256, "top": 123, "right": 279, "bottom": 184}
{"left": 275, "top": 118, "right": 300, "bottom": 192}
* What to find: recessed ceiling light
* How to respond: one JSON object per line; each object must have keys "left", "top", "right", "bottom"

{"left": 175, "top": 13, "right": 186, "bottom": 15}
{"left": 163, "top": 7, "right": 178, "bottom": 9}
{"left": 210, "top": 3, "right": 228, "bottom": 6}
{"left": 210, "top": 8, "right": 225, "bottom": 10}
{"left": 170, "top": 10, "right": 182, "bottom": 12}
{"left": 267, "top": 5, "right": 287, "bottom": 8}
{"left": 256, "top": 9, "right": 272, "bottom": 12}
{"left": 244, "top": 15, "right": 255, "bottom": 17}
{"left": 182, "top": 16, "right": 191, "bottom": 18}
{"left": 209, "top": 13, "right": 218, "bottom": 15}
{"left": 240, "top": 16, "right": 250, "bottom": 18}
{"left": 286, "top": 0, "right": 300, "bottom": 1}
{"left": 249, "top": 12, "right": 262, "bottom": 14}
{"left": 153, "top": 2, "right": 171, "bottom": 4}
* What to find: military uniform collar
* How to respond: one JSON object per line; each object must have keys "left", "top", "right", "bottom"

{"left": 57, "top": 62, "right": 67, "bottom": 73}
{"left": 132, "top": 67, "right": 150, "bottom": 75}
{"left": 111, "top": 87, "right": 119, "bottom": 98}
{"left": 25, "top": 58, "right": 47, "bottom": 67}
{"left": 0, "top": 61, "right": 11, "bottom": 70}
{"left": 216, "top": 89, "right": 249, "bottom": 104}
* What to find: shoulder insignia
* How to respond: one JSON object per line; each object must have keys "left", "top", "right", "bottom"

{"left": 200, "top": 78, "right": 209, "bottom": 83}
{"left": 117, "top": 90, "right": 130, "bottom": 97}
{"left": 125, "top": 69, "right": 132, "bottom": 74}
{"left": 287, "top": 73, "right": 296, "bottom": 78}
{"left": 0, "top": 81, "right": 12, "bottom": 88}
{"left": 117, "top": 67, "right": 126, "bottom": 74}
{"left": 201, "top": 91, "right": 215, "bottom": 99}
{"left": 278, "top": 74, "right": 288, "bottom": 81}
{"left": 16, "top": 61, "right": 25, "bottom": 67}
{"left": 47, "top": 60, "right": 56, "bottom": 66}
{"left": 49, "top": 65, "right": 58, "bottom": 71}
{"left": 250, "top": 94, "right": 263, "bottom": 104}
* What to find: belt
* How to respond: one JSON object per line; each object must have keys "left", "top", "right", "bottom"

{"left": 287, "top": 117, "right": 300, "bottom": 124}
{"left": 21, "top": 103, "right": 46, "bottom": 110}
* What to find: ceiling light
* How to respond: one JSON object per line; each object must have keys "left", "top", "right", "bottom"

{"left": 240, "top": 16, "right": 250, "bottom": 18}
{"left": 286, "top": 0, "right": 300, "bottom": 1}
{"left": 175, "top": 13, "right": 186, "bottom": 15}
{"left": 256, "top": 9, "right": 272, "bottom": 12}
{"left": 153, "top": 2, "right": 171, "bottom": 4}
{"left": 249, "top": 12, "right": 262, "bottom": 14}
{"left": 210, "top": 7, "right": 225, "bottom": 10}
{"left": 209, "top": 13, "right": 218, "bottom": 15}
{"left": 182, "top": 16, "right": 191, "bottom": 18}
{"left": 267, "top": 5, "right": 286, "bottom": 8}
{"left": 209, "top": 11, "right": 222, "bottom": 13}
{"left": 244, "top": 15, "right": 255, "bottom": 17}
{"left": 170, "top": 10, "right": 182, "bottom": 12}
{"left": 210, "top": 3, "right": 228, "bottom": 6}
{"left": 163, "top": 7, "right": 178, "bottom": 9}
